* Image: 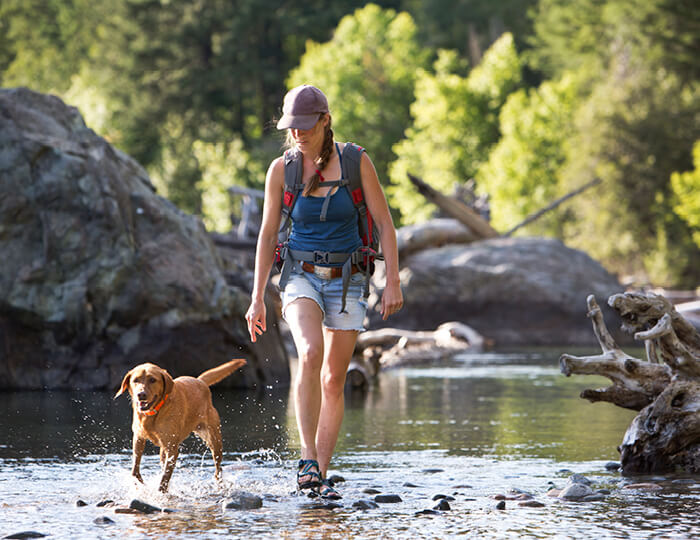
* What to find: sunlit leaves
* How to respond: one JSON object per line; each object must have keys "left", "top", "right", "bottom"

{"left": 388, "top": 33, "right": 522, "bottom": 224}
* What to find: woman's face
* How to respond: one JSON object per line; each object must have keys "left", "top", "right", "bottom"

{"left": 290, "top": 114, "right": 328, "bottom": 152}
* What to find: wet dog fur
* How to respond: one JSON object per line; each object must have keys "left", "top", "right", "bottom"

{"left": 115, "top": 358, "right": 246, "bottom": 492}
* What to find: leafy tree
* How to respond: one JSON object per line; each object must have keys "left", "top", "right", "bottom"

{"left": 402, "top": 0, "right": 538, "bottom": 62}
{"left": 670, "top": 141, "right": 700, "bottom": 248}
{"left": 0, "top": 0, "right": 108, "bottom": 91}
{"left": 559, "top": 67, "right": 699, "bottom": 286}
{"left": 194, "top": 137, "right": 266, "bottom": 233}
{"left": 388, "top": 33, "right": 522, "bottom": 224}
{"left": 287, "top": 3, "right": 430, "bottom": 188}
{"left": 477, "top": 72, "right": 580, "bottom": 235}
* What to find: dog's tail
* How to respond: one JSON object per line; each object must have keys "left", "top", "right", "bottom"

{"left": 198, "top": 358, "right": 247, "bottom": 386}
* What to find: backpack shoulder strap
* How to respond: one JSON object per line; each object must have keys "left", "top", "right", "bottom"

{"left": 281, "top": 149, "right": 303, "bottom": 231}
{"left": 340, "top": 142, "right": 366, "bottom": 209}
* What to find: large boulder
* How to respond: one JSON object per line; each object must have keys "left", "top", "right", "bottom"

{"left": 0, "top": 87, "right": 288, "bottom": 390}
{"left": 369, "top": 234, "right": 624, "bottom": 345}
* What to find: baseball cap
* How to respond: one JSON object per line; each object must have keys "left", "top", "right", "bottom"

{"left": 276, "top": 85, "right": 329, "bottom": 130}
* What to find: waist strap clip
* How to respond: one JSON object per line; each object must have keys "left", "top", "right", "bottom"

{"left": 313, "top": 251, "right": 331, "bottom": 265}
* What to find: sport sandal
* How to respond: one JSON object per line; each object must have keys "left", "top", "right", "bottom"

{"left": 297, "top": 459, "right": 321, "bottom": 491}
{"left": 317, "top": 477, "right": 341, "bottom": 500}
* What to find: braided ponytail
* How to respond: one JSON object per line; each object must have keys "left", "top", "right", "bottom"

{"left": 302, "top": 118, "right": 334, "bottom": 197}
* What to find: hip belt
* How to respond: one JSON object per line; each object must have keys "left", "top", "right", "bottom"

{"left": 302, "top": 262, "right": 361, "bottom": 280}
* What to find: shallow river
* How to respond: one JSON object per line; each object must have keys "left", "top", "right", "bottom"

{"left": 1, "top": 349, "right": 698, "bottom": 539}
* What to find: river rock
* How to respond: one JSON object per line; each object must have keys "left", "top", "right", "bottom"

{"left": 433, "top": 499, "right": 451, "bottom": 511}
{"left": 93, "top": 517, "right": 115, "bottom": 525}
{"left": 129, "top": 499, "right": 162, "bottom": 514}
{"left": 369, "top": 235, "right": 624, "bottom": 345}
{"left": 374, "top": 494, "right": 402, "bottom": 503}
{"left": 222, "top": 491, "right": 263, "bottom": 510}
{"left": 566, "top": 474, "right": 592, "bottom": 486}
{"left": 3, "top": 533, "right": 47, "bottom": 539}
{"left": 558, "top": 483, "right": 594, "bottom": 500}
{"left": 352, "top": 499, "right": 379, "bottom": 510}
{"left": 0, "top": 88, "right": 288, "bottom": 390}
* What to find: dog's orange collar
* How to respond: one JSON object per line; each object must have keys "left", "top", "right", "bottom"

{"left": 142, "top": 394, "right": 169, "bottom": 416}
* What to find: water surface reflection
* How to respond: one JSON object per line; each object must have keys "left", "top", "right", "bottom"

{"left": 1, "top": 349, "right": 698, "bottom": 539}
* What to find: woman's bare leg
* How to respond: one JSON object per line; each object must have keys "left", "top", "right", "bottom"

{"left": 285, "top": 298, "right": 325, "bottom": 463}
{"left": 316, "top": 328, "right": 358, "bottom": 477}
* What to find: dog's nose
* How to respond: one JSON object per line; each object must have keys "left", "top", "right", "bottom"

{"left": 137, "top": 392, "right": 147, "bottom": 401}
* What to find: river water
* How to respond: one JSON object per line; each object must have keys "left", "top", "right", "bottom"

{"left": 1, "top": 349, "right": 698, "bottom": 539}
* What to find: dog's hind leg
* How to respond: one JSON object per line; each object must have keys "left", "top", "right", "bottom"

{"left": 197, "top": 422, "right": 224, "bottom": 482}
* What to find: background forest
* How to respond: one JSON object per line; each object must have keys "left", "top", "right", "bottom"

{"left": 1, "top": 0, "right": 698, "bottom": 287}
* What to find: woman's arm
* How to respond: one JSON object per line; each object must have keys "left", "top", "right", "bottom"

{"left": 359, "top": 151, "right": 403, "bottom": 320}
{"left": 246, "top": 156, "right": 285, "bottom": 341}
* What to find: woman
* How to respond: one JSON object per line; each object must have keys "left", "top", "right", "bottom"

{"left": 245, "top": 84, "right": 403, "bottom": 499}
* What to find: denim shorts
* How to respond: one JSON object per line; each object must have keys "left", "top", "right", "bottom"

{"left": 282, "top": 262, "right": 368, "bottom": 331}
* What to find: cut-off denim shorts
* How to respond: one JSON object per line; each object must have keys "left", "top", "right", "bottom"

{"left": 281, "top": 262, "right": 368, "bottom": 331}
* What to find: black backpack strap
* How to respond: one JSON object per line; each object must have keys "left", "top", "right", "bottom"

{"left": 280, "top": 149, "right": 303, "bottom": 235}
{"left": 340, "top": 142, "right": 365, "bottom": 210}
{"left": 277, "top": 150, "right": 304, "bottom": 289}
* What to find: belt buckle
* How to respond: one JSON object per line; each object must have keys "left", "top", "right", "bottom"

{"left": 314, "top": 265, "right": 333, "bottom": 279}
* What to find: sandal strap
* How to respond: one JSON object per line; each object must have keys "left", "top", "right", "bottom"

{"left": 318, "top": 477, "right": 341, "bottom": 499}
{"left": 297, "top": 459, "right": 321, "bottom": 488}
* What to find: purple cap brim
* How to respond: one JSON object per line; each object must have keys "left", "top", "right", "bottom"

{"left": 276, "top": 113, "right": 320, "bottom": 130}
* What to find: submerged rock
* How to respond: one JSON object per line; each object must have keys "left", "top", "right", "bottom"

{"left": 3, "top": 533, "right": 47, "bottom": 539}
{"left": 223, "top": 492, "right": 264, "bottom": 510}
{"left": 129, "top": 499, "right": 162, "bottom": 514}
{"left": 374, "top": 494, "right": 402, "bottom": 503}
{"left": 352, "top": 499, "right": 379, "bottom": 510}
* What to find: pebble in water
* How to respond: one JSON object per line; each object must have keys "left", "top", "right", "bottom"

{"left": 352, "top": 499, "right": 379, "bottom": 510}
{"left": 374, "top": 494, "right": 402, "bottom": 503}
{"left": 433, "top": 499, "right": 451, "bottom": 511}
{"left": 222, "top": 492, "right": 264, "bottom": 510}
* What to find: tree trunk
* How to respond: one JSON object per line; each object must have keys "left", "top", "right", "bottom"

{"left": 560, "top": 293, "right": 700, "bottom": 473}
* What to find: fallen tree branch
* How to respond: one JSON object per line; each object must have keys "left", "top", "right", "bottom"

{"left": 503, "top": 178, "right": 601, "bottom": 237}
{"left": 407, "top": 173, "right": 498, "bottom": 239}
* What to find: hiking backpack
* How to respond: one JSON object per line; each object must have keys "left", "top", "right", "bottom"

{"left": 275, "top": 142, "right": 382, "bottom": 312}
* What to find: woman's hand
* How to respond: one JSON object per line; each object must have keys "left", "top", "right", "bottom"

{"left": 380, "top": 280, "right": 403, "bottom": 320}
{"left": 245, "top": 298, "right": 267, "bottom": 342}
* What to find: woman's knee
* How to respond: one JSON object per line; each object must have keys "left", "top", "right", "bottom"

{"left": 296, "top": 341, "right": 323, "bottom": 371}
{"left": 321, "top": 369, "right": 346, "bottom": 397}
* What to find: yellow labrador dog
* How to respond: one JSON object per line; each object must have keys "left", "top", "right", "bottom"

{"left": 115, "top": 358, "right": 246, "bottom": 492}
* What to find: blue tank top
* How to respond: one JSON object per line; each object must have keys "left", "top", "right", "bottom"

{"left": 287, "top": 186, "right": 362, "bottom": 266}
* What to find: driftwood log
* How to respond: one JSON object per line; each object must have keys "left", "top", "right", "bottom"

{"left": 346, "top": 322, "right": 488, "bottom": 388}
{"left": 560, "top": 292, "right": 700, "bottom": 473}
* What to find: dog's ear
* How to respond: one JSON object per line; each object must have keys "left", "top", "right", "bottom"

{"left": 115, "top": 369, "right": 133, "bottom": 399}
{"left": 161, "top": 368, "right": 175, "bottom": 396}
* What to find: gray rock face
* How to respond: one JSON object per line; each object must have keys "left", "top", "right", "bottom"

{"left": 370, "top": 235, "right": 624, "bottom": 345}
{"left": 0, "top": 87, "right": 288, "bottom": 390}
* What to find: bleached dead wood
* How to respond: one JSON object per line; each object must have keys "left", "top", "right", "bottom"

{"left": 560, "top": 292, "right": 700, "bottom": 473}
{"left": 355, "top": 322, "right": 487, "bottom": 375}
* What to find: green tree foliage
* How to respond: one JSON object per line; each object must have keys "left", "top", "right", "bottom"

{"left": 287, "top": 4, "right": 430, "bottom": 187}
{"left": 194, "top": 137, "right": 265, "bottom": 233}
{"left": 0, "top": 0, "right": 105, "bottom": 90}
{"left": 403, "top": 0, "right": 538, "bottom": 61}
{"left": 388, "top": 33, "right": 522, "bottom": 224}
{"left": 477, "top": 73, "right": 580, "bottom": 235}
{"left": 523, "top": 0, "right": 700, "bottom": 286}
{"left": 670, "top": 141, "right": 700, "bottom": 248}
